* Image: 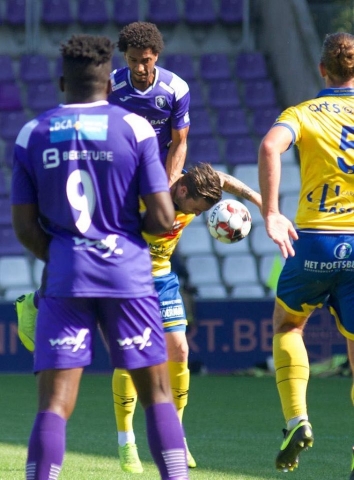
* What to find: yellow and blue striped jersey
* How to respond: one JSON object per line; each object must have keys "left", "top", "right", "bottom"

{"left": 275, "top": 88, "right": 354, "bottom": 230}
{"left": 143, "top": 210, "right": 195, "bottom": 277}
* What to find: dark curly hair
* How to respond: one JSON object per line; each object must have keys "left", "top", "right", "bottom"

{"left": 117, "top": 22, "right": 164, "bottom": 54}
{"left": 60, "top": 34, "right": 115, "bottom": 97}
{"left": 321, "top": 32, "right": 354, "bottom": 82}
{"left": 180, "top": 163, "right": 222, "bottom": 207}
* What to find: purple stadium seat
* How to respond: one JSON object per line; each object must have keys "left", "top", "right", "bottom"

{"left": 187, "top": 136, "right": 221, "bottom": 165}
{"left": 3, "top": 141, "right": 15, "bottom": 169}
{"left": 77, "top": 0, "right": 109, "bottom": 26}
{"left": 225, "top": 136, "right": 258, "bottom": 165}
{"left": 215, "top": 107, "right": 250, "bottom": 137}
{"left": 19, "top": 54, "right": 52, "bottom": 84}
{"left": 113, "top": 0, "right": 139, "bottom": 24}
{"left": 0, "top": 170, "right": 9, "bottom": 197}
{"left": 146, "top": 0, "right": 180, "bottom": 25}
{"left": 0, "top": 197, "right": 12, "bottom": 226}
{"left": 184, "top": 0, "right": 217, "bottom": 25}
{"left": 251, "top": 107, "right": 282, "bottom": 136}
{"left": 188, "top": 108, "right": 213, "bottom": 137}
{"left": 0, "top": 55, "right": 16, "bottom": 83}
{"left": 0, "top": 83, "right": 23, "bottom": 111}
{"left": 26, "top": 82, "right": 60, "bottom": 114}
{"left": 188, "top": 80, "right": 205, "bottom": 108}
{"left": 207, "top": 80, "right": 241, "bottom": 109}
{"left": 4, "top": 0, "right": 26, "bottom": 25}
{"left": 112, "top": 55, "right": 125, "bottom": 72}
{"left": 0, "top": 226, "right": 25, "bottom": 255}
{"left": 199, "top": 53, "right": 231, "bottom": 81}
{"left": 235, "top": 51, "right": 268, "bottom": 81}
{"left": 42, "top": 0, "right": 73, "bottom": 25}
{"left": 163, "top": 53, "right": 196, "bottom": 81}
{"left": 243, "top": 79, "right": 278, "bottom": 109}
{"left": 219, "top": 0, "right": 243, "bottom": 24}
{"left": 0, "top": 111, "right": 28, "bottom": 142}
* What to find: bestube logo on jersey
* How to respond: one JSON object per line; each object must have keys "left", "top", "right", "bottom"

{"left": 117, "top": 327, "right": 152, "bottom": 351}
{"left": 49, "top": 329, "right": 89, "bottom": 352}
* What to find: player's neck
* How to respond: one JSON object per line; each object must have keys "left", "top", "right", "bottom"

{"left": 64, "top": 92, "right": 107, "bottom": 104}
{"left": 131, "top": 70, "right": 156, "bottom": 92}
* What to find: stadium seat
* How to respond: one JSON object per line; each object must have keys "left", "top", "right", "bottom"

{"left": 207, "top": 80, "right": 241, "bottom": 109}
{"left": 178, "top": 224, "right": 213, "bottom": 256}
{"left": 163, "top": 54, "right": 196, "bottom": 81}
{"left": 0, "top": 111, "right": 28, "bottom": 142}
{"left": 0, "top": 255, "right": 32, "bottom": 291}
{"left": 146, "top": 0, "right": 180, "bottom": 25}
{"left": 259, "top": 253, "right": 285, "bottom": 286}
{"left": 199, "top": 53, "right": 232, "bottom": 81}
{"left": 235, "top": 51, "right": 268, "bottom": 81}
{"left": 0, "top": 227, "right": 25, "bottom": 256}
{"left": 219, "top": 0, "right": 243, "bottom": 24}
{"left": 19, "top": 54, "right": 52, "bottom": 84}
{"left": 232, "top": 164, "right": 259, "bottom": 192}
{"left": 3, "top": 141, "right": 15, "bottom": 169}
{"left": 188, "top": 108, "right": 214, "bottom": 137}
{"left": 215, "top": 107, "right": 250, "bottom": 137}
{"left": 212, "top": 230, "right": 250, "bottom": 257}
{"left": 187, "top": 136, "right": 221, "bottom": 165}
{"left": 112, "top": 55, "right": 124, "bottom": 72}
{"left": 245, "top": 201, "right": 263, "bottom": 226}
{"left": 185, "top": 254, "right": 222, "bottom": 285}
{"left": 249, "top": 224, "right": 279, "bottom": 256}
{"left": 0, "top": 83, "right": 23, "bottom": 111}
{"left": 251, "top": 107, "right": 282, "bottom": 137}
{"left": 4, "top": 0, "right": 26, "bottom": 25}
{"left": 197, "top": 284, "right": 228, "bottom": 299}
{"left": 26, "top": 82, "right": 60, "bottom": 114}
{"left": 225, "top": 136, "right": 257, "bottom": 166}
{"left": 184, "top": 0, "right": 217, "bottom": 25}
{"left": 0, "top": 55, "right": 16, "bottom": 83}
{"left": 230, "top": 283, "right": 265, "bottom": 299}
{"left": 222, "top": 253, "right": 258, "bottom": 286}
{"left": 188, "top": 80, "right": 206, "bottom": 108}
{"left": 77, "top": 0, "right": 109, "bottom": 26}
{"left": 279, "top": 164, "right": 301, "bottom": 195}
{"left": 41, "top": 0, "right": 73, "bottom": 25}
{"left": 280, "top": 193, "right": 299, "bottom": 222}
{"left": 243, "top": 79, "right": 278, "bottom": 109}
{"left": 113, "top": 0, "right": 140, "bottom": 24}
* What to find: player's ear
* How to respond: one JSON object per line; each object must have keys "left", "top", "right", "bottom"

{"left": 59, "top": 75, "right": 65, "bottom": 92}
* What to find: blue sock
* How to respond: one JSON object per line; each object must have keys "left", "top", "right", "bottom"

{"left": 26, "top": 411, "right": 66, "bottom": 480}
{"left": 145, "top": 403, "right": 188, "bottom": 480}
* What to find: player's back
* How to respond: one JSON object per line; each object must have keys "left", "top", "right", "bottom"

{"left": 12, "top": 100, "right": 169, "bottom": 297}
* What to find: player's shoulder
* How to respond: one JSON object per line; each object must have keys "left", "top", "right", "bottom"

{"left": 110, "top": 67, "right": 129, "bottom": 91}
{"left": 156, "top": 66, "right": 189, "bottom": 99}
{"left": 122, "top": 111, "right": 156, "bottom": 142}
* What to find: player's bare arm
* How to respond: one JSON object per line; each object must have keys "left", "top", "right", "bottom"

{"left": 216, "top": 170, "right": 262, "bottom": 209}
{"left": 12, "top": 204, "right": 51, "bottom": 261}
{"left": 165, "top": 126, "right": 189, "bottom": 187}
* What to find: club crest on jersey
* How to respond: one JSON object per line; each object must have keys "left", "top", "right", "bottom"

{"left": 155, "top": 95, "right": 166, "bottom": 108}
{"left": 334, "top": 242, "right": 352, "bottom": 259}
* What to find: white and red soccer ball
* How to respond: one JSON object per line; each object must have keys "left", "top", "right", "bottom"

{"left": 207, "top": 199, "right": 252, "bottom": 244}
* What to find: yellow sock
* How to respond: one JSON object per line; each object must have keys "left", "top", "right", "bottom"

{"left": 273, "top": 332, "right": 309, "bottom": 423}
{"left": 112, "top": 368, "right": 137, "bottom": 432}
{"left": 351, "top": 383, "right": 354, "bottom": 406}
{"left": 168, "top": 360, "right": 190, "bottom": 423}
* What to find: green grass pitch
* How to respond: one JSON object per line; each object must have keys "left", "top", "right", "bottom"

{"left": 0, "top": 373, "right": 352, "bottom": 479}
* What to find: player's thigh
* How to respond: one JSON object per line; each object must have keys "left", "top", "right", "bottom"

{"left": 165, "top": 330, "right": 189, "bottom": 362}
{"left": 273, "top": 301, "right": 311, "bottom": 334}
{"left": 35, "top": 297, "right": 98, "bottom": 372}
{"left": 329, "top": 271, "right": 354, "bottom": 339}
{"left": 98, "top": 296, "right": 167, "bottom": 370}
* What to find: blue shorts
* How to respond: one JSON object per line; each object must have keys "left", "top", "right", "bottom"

{"left": 154, "top": 272, "right": 187, "bottom": 333}
{"left": 277, "top": 231, "right": 354, "bottom": 339}
{"left": 34, "top": 295, "right": 167, "bottom": 372}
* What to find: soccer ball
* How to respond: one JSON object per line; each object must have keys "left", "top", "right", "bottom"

{"left": 207, "top": 199, "right": 252, "bottom": 244}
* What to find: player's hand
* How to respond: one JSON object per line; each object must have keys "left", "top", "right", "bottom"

{"left": 265, "top": 213, "right": 298, "bottom": 259}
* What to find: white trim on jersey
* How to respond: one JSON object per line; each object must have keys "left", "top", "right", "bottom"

{"left": 123, "top": 112, "right": 157, "bottom": 142}
{"left": 16, "top": 119, "right": 39, "bottom": 148}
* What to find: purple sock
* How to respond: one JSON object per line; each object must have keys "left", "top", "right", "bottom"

{"left": 145, "top": 403, "right": 189, "bottom": 480}
{"left": 26, "top": 411, "right": 66, "bottom": 480}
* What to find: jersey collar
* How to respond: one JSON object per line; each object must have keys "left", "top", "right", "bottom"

{"left": 317, "top": 87, "right": 354, "bottom": 97}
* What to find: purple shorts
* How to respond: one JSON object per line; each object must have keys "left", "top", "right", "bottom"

{"left": 34, "top": 296, "right": 167, "bottom": 372}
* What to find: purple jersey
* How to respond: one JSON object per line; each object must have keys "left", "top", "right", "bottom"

{"left": 109, "top": 66, "right": 190, "bottom": 164}
{"left": 11, "top": 100, "right": 170, "bottom": 298}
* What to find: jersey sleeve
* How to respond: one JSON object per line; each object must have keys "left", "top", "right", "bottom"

{"left": 274, "top": 106, "right": 302, "bottom": 145}
{"left": 170, "top": 74, "right": 190, "bottom": 131}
